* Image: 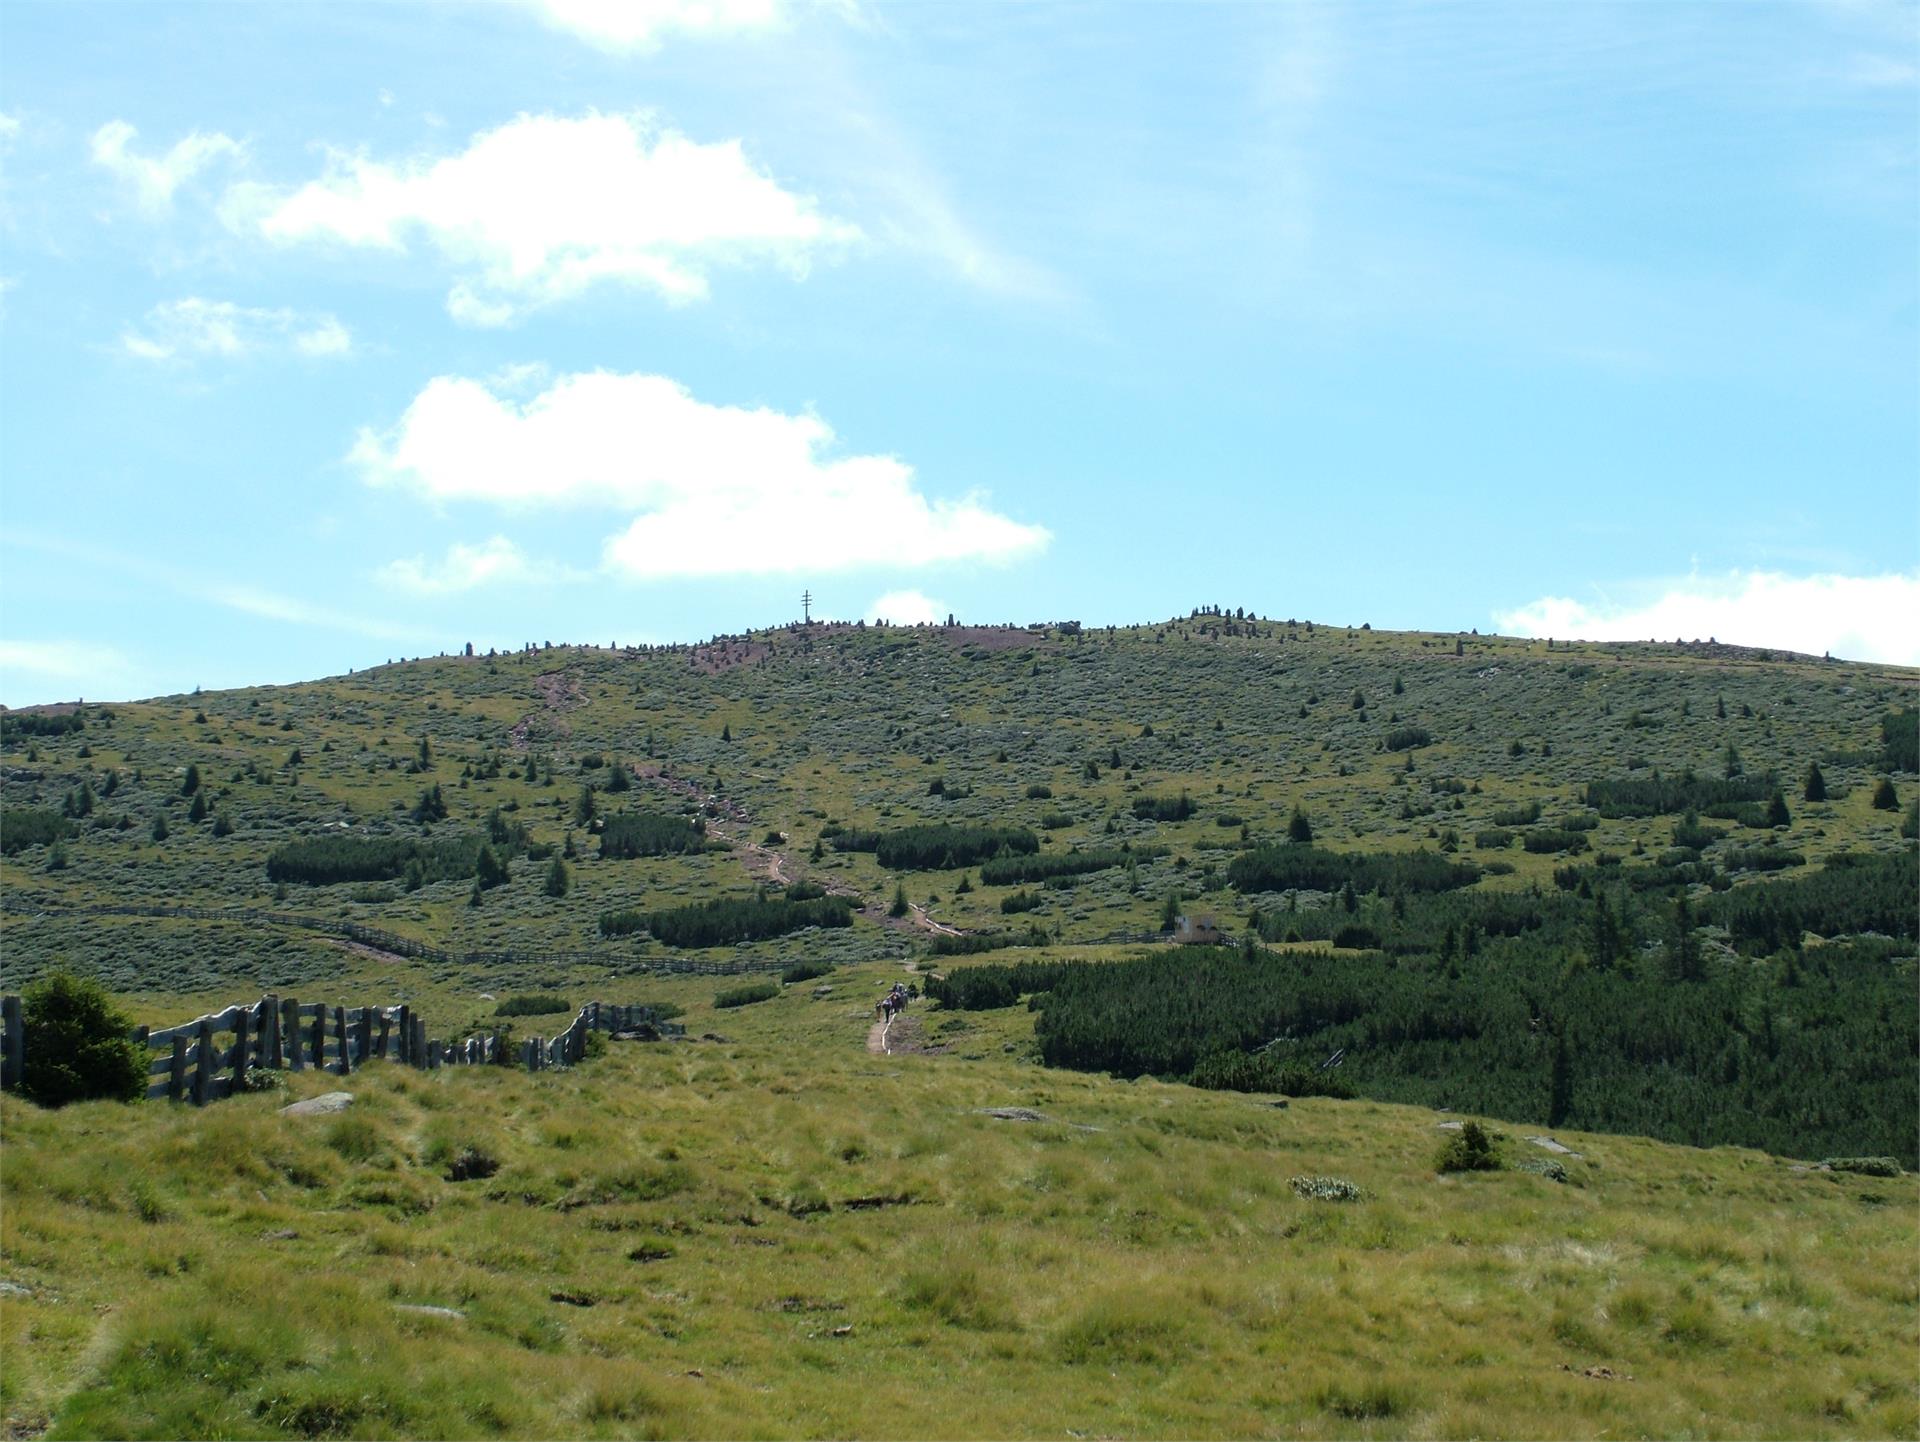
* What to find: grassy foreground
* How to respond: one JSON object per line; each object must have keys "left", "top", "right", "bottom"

{"left": 3, "top": 960, "right": 1915, "bottom": 1440}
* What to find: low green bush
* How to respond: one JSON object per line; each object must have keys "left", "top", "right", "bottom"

{"left": 16, "top": 972, "right": 146, "bottom": 1108}
{"left": 714, "top": 982, "right": 779, "bottom": 1010}
{"left": 1435, "top": 1121, "right": 1502, "bottom": 1173}
{"left": 494, "top": 994, "right": 572, "bottom": 1017}
{"left": 781, "top": 960, "right": 834, "bottom": 985}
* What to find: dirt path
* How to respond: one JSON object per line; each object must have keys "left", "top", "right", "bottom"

{"left": 508, "top": 669, "right": 587, "bottom": 751}
{"left": 631, "top": 764, "right": 963, "bottom": 939}
{"left": 865, "top": 1008, "right": 926, "bottom": 1056}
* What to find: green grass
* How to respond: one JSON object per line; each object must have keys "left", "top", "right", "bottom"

{"left": 4, "top": 621, "right": 1913, "bottom": 987}
{"left": 1, "top": 957, "right": 1914, "bottom": 1438}
{"left": 1, "top": 619, "right": 1915, "bottom": 1436}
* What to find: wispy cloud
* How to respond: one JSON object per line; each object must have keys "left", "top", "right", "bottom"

{"left": 523, "top": 0, "right": 794, "bottom": 53}
{"left": 0, "top": 639, "right": 137, "bottom": 695}
{"left": 118, "top": 297, "right": 351, "bottom": 362}
{"left": 867, "top": 588, "right": 949, "bottom": 626}
{"left": 1495, "top": 569, "right": 1920, "bottom": 666}
{"left": 1, "top": 531, "right": 420, "bottom": 644}
{"left": 223, "top": 110, "right": 859, "bottom": 324}
{"left": 351, "top": 368, "right": 1050, "bottom": 580}
{"left": 91, "top": 119, "right": 243, "bottom": 214}
{"left": 377, "top": 536, "right": 578, "bottom": 594}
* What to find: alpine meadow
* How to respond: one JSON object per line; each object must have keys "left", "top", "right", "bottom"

{"left": 2, "top": 2, "right": 1917, "bottom": 1440}
{"left": 2, "top": 621, "right": 1916, "bottom": 1437}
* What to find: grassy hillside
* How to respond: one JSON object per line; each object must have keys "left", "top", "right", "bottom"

{"left": 4, "top": 618, "right": 1913, "bottom": 970}
{"left": 2, "top": 961, "right": 1916, "bottom": 1440}
{"left": 2, "top": 617, "right": 1916, "bottom": 1436}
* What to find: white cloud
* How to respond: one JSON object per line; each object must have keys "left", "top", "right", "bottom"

{"left": 378, "top": 537, "right": 562, "bottom": 594}
{"left": 91, "top": 119, "right": 243, "bottom": 213}
{"left": 0, "top": 113, "right": 19, "bottom": 142}
{"left": 0, "top": 639, "right": 132, "bottom": 687}
{"left": 351, "top": 369, "right": 1050, "bottom": 580}
{"left": 226, "top": 110, "right": 859, "bottom": 323}
{"left": 867, "top": 589, "right": 948, "bottom": 626}
{"left": 526, "top": 0, "right": 789, "bottom": 52}
{"left": 118, "top": 297, "right": 352, "bottom": 362}
{"left": 1495, "top": 569, "right": 1920, "bottom": 666}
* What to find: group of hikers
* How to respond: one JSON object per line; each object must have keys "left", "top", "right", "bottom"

{"left": 876, "top": 982, "right": 913, "bottom": 1023}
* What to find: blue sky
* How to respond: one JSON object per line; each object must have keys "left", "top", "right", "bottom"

{"left": 1, "top": 0, "right": 1915, "bottom": 704}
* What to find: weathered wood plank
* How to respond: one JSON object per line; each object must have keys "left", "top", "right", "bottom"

{"left": 266, "top": 994, "right": 283, "bottom": 1070}
{"left": 192, "top": 1019, "right": 215, "bottom": 1106}
{"left": 170, "top": 1033, "right": 188, "bottom": 1102}
{"left": 231, "top": 1006, "right": 251, "bottom": 1093}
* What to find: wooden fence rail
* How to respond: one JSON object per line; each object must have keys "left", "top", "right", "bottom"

{"left": 0, "top": 995, "right": 681, "bottom": 1105}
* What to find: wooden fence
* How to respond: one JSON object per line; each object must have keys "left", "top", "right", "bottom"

{"left": 0, "top": 995, "right": 680, "bottom": 1106}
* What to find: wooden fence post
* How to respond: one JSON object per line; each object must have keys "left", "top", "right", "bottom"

{"left": 411, "top": 1017, "right": 426, "bottom": 1068}
{"left": 396, "top": 1006, "right": 411, "bottom": 1065}
{"left": 1, "top": 995, "right": 21, "bottom": 1092}
{"left": 192, "top": 1018, "right": 215, "bottom": 1105}
{"left": 169, "top": 1033, "right": 188, "bottom": 1102}
{"left": 282, "top": 998, "right": 301, "bottom": 1071}
{"left": 310, "top": 1004, "right": 325, "bottom": 1071}
{"left": 231, "top": 1006, "right": 251, "bottom": 1094}
{"left": 265, "top": 995, "right": 282, "bottom": 1070}
{"left": 334, "top": 1007, "right": 350, "bottom": 1075}
{"left": 376, "top": 1009, "right": 391, "bottom": 1060}
{"left": 355, "top": 1007, "right": 372, "bottom": 1067}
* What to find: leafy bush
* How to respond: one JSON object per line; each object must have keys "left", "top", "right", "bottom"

{"left": 16, "top": 972, "right": 146, "bottom": 1108}
{"left": 781, "top": 960, "right": 834, "bottom": 985}
{"left": 1383, "top": 726, "right": 1432, "bottom": 752}
{"left": 1489, "top": 802, "right": 1540, "bottom": 827}
{"left": 1025, "top": 783, "right": 1054, "bottom": 799}
{"left": 266, "top": 830, "right": 522, "bottom": 887}
{"left": 927, "top": 926, "right": 1051, "bottom": 957}
{"left": 598, "top": 909, "right": 647, "bottom": 938}
{"left": 1435, "top": 1121, "right": 1501, "bottom": 1173}
{"left": 835, "top": 823, "right": 1039, "bottom": 870}
{"left": 645, "top": 895, "right": 854, "bottom": 948}
{"left": 1227, "top": 844, "right": 1479, "bottom": 896}
{"left": 1824, "top": 1156, "right": 1901, "bottom": 1178}
{"left": 1584, "top": 769, "right": 1776, "bottom": 819}
{"left": 1474, "top": 829, "right": 1515, "bottom": 850}
{"left": 1000, "top": 890, "right": 1042, "bottom": 914}
{"left": 1523, "top": 829, "right": 1589, "bottom": 855}
{"left": 1, "top": 711, "right": 85, "bottom": 741}
{"left": 714, "top": 982, "right": 779, "bottom": 1009}
{"left": 1189, "top": 1048, "right": 1354, "bottom": 1098}
{"left": 1, "top": 807, "right": 72, "bottom": 855}
{"left": 1722, "top": 847, "right": 1804, "bottom": 874}
{"left": 979, "top": 845, "right": 1161, "bottom": 886}
{"left": 925, "top": 959, "right": 1076, "bottom": 1011}
{"left": 494, "top": 994, "right": 572, "bottom": 1017}
{"left": 599, "top": 810, "right": 706, "bottom": 859}
{"left": 1289, "top": 1175, "right": 1363, "bottom": 1202}
{"left": 1881, "top": 708, "right": 1917, "bottom": 773}
{"left": 1132, "top": 793, "right": 1197, "bottom": 822}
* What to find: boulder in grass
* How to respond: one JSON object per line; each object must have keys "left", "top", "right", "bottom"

{"left": 280, "top": 1092, "right": 354, "bottom": 1117}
